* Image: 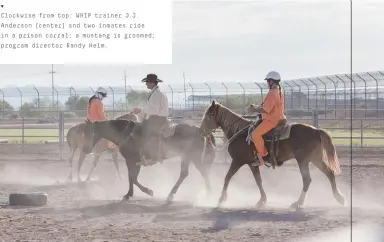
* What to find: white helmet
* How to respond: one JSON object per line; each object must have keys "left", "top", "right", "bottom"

{"left": 96, "top": 86, "right": 108, "bottom": 97}
{"left": 264, "top": 71, "right": 281, "bottom": 81}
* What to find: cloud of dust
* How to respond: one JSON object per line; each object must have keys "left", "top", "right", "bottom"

{"left": 0, "top": 163, "right": 61, "bottom": 186}
{"left": 113, "top": 158, "right": 350, "bottom": 209}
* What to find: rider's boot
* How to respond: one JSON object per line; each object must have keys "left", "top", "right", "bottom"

{"left": 251, "top": 152, "right": 268, "bottom": 167}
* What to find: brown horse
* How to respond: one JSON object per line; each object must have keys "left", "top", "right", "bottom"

{"left": 66, "top": 112, "right": 138, "bottom": 182}
{"left": 199, "top": 101, "right": 345, "bottom": 210}
{"left": 81, "top": 119, "right": 216, "bottom": 203}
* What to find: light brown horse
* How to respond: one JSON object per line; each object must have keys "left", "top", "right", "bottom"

{"left": 199, "top": 101, "right": 345, "bottom": 210}
{"left": 66, "top": 112, "right": 138, "bottom": 182}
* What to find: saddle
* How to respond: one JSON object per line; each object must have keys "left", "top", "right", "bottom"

{"left": 160, "top": 119, "right": 177, "bottom": 138}
{"left": 142, "top": 119, "right": 176, "bottom": 161}
{"left": 245, "top": 115, "right": 292, "bottom": 169}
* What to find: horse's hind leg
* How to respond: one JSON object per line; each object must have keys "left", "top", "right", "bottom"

{"left": 77, "top": 151, "right": 87, "bottom": 182}
{"left": 248, "top": 164, "right": 267, "bottom": 208}
{"left": 68, "top": 147, "right": 76, "bottom": 181}
{"left": 166, "top": 159, "right": 190, "bottom": 203}
{"left": 218, "top": 159, "right": 243, "bottom": 207}
{"left": 290, "top": 157, "right": 312, "bottom": 210}
{"left": 85, "top": 154, "right": 101, "bottom": 182}
{"left": 311, "top": 153, "right": 345, "bottom": 206}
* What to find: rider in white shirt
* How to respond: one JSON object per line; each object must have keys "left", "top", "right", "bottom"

{"left": 132, "top": 73, "right": 169, "bottom": 166}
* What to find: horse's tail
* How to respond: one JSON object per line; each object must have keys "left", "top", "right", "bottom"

{"left": 66, "top": 127, "right": 75, "bottom": 152}
{"left": 66, "top": 124, "right": 82, "bottom": 153}
{"left": 318, "top": 128, "right": 341, "bottom": 175}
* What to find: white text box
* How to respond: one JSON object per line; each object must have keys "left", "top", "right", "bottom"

{"left": 0, "top": 0, "right": 172, "bottom": 64}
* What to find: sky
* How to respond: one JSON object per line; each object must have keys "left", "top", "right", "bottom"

{"left": 0, "top": 0, "right": 382, "bottom": 90}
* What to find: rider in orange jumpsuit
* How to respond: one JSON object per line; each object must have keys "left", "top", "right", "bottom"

{"left": 248, "top": 71, "right": 286, "bottom": 166}
{"left": 86, "top": 87, "right": 114, "bottom": 149}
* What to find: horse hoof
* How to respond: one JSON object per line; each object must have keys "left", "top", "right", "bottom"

{"left": 148, "top": 189, "right": 154, "bottom": 197}
{"left": 166, "top": 195, "right": 174, "bottom": 203}
{"left": 255, "top": 200, "right": 266, "bottom": 209}
{"left": 335, "top": 193, "right": 345, "bottom": 206}
{"left": 289, "top": 202, "right": 304, "bottom": 212}
{"left": 122, "top": 196, "right": 130, "bottom": 201}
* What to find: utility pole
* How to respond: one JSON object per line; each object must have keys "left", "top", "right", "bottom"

{"left": 49, "top": 64, "right": 56, "bottom": 110}
{"left": 124, "top": 69, "right": 127, "bottom": 111}
{"left": 183, "top": 71, "right": 186, "bottom": 110}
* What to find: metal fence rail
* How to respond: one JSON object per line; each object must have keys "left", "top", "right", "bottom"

{"left": 0, "top": 110, "right": 383, "bottom": 159}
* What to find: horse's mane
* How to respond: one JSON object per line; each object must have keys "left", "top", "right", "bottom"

{"left": 217, "top": 103, "right": 251, "bottom": 126}
{"left": 203, "top": 102, "right": 252, "bottom": 135}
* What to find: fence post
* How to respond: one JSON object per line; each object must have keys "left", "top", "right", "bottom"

{"left": 22, "top": 116, "right": 25, "bottom": 153}
{"left": 59, "top": 111, "right": 64, "bottom": 161}
{"left": 360, "top": 119, "right": 363, "bottom": 155}
{"left": 312, "top": 110, "right": 318, "bottom": 128}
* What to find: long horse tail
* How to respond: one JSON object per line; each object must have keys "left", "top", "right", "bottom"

{"left": 66, "top": 126, "right": 76, "bottom": 152}
{"left": 318, "top": 128, "right": 341, "bottom": 175}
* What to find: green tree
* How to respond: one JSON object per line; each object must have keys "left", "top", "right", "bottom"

{"left": 125, "top": 90, "right": 148, "bottom": 109}
{"left": 65, "top": 95, "right": 90, "bottom": 117}
{"left": 65, "top": 96, "right": 89, "bottom": 110}
{"left": 0, "top": 100, "right": 14, "bottom": 118}
{"left": 0, "top": 100, "right": 13, "bottom": 111}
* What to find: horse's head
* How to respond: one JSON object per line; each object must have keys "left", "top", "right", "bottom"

{"left": 82, "top": 119, "right": 100, "bottom": 154}
{"left": 200, "top": 100, "right": 221, "bottom": 136}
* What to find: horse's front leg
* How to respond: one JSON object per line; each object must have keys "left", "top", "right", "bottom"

{"left": 166, "top": 159, "right": 190, "bottom": 203}
{"left": 218, "top": 160, "right": 243, "bottom": 208}
{"left": 248, "top": 164, "right": 267, "bottom": 208}
{"left": 122, "top": 158, "right": 153, "bottom": 201}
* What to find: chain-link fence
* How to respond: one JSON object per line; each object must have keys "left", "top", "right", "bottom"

{"left": 1, "top": 70, "right": 384, "bottom": 158}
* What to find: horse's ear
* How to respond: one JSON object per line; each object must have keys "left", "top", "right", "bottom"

{"left": 211, "top": 100, "right": 215, "bottom": 106}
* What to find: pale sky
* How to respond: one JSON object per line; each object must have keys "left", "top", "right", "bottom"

{"left": 0, "top": 1, "right": 382, "bottom": 89}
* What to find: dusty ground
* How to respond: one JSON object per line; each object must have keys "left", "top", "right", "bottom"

{"left": 0, "top": 145, "right": 383, "bottom": 242}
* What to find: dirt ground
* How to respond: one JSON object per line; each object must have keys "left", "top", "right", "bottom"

{"left": 0, "top": 144, "right": 383, "bottom": 242}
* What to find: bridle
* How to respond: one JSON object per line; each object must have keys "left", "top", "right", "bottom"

{"left": 201, "top": 104, "right": 250, "bottom": 138}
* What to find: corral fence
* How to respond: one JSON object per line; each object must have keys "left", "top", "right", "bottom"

{"left": 1, "top": 70, "right": 384, "bottom": 161}
{"left": 0, "top": 109, "right": 383, "bottom": 163}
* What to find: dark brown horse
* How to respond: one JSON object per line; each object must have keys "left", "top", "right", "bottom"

{"left": 66, "top": 113, "right": 138, "bottom": 182}
{"left": 81, "top": 119, "right": 216, "bottom": 203}
{"left": 199, "top": 101, "right": 345, "bottom": 210}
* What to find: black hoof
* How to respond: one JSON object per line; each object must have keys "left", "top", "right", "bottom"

{"left": 147, "top": 189, "right": 154, "bottom": 197}
{"left": 166, "top": 195, "right": 174, "bottom": 204}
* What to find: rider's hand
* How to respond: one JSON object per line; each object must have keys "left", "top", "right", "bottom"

{"left": 247, "top": 104, "right": 257, "bottom": 113}
{"left": 132, "top": 107, "right": 141, "bottom": 114}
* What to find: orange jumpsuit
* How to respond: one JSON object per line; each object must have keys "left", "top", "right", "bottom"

{"left": 251, "top": 88, "right": 285, "bottom": 163}
{"left": 87, "top": 97, "right": 105, "bottom": 121}
{"left": 86, "top": 97, "right": 115, "bottom": 149}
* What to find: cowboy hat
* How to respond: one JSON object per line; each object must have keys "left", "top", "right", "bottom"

{"left": 141, "top": 73, "right": 163, "bottom": 82}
